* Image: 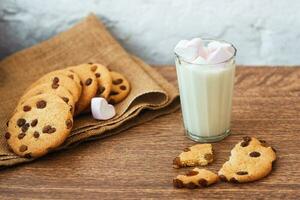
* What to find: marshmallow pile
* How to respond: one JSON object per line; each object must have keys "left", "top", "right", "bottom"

{"left": 174, "top": 38, "right": 235, "bottom": 65}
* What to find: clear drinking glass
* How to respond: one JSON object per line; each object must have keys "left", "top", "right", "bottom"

{"left": 175, "top": 39, "right": 237, "bottom": 142}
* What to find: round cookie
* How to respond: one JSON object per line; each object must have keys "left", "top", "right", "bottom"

{"left": 68, "top": 64, "right": 98, "bottom": 115}
{"left": 88, "top": 63, "right": 112, "bottom": 99}
{"left": 17, "top": 83, "right": 75, "bottom": 114}
{"left": 218, "top": 137, "right": 277, "bottom": 183}
{"left": 108, "top": 71, "right": 130, "bottom": 104}
{"left": 6, "top": 94, "right": 73, "bottom": 158}
{"left": 45, "top": 69, "right": 82, "bottom": 96}
{"left": 29, "top": 73, "right": 81, "bottom": 103}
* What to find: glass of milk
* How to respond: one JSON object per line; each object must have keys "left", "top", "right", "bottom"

{"left": 174, "top": 38, "right": 236, "bottom": 142}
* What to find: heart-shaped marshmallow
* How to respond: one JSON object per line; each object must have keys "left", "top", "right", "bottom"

{"left": 91, "top": 97, "right": 116, "bottom": 120}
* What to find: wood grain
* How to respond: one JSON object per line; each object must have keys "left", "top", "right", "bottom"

{"left": 0, "top": 66, "right": 299, "bottom": 199}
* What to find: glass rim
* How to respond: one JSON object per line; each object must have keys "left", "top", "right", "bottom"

{"left": 174, "top": 38, "right": 237, "bottom": 65}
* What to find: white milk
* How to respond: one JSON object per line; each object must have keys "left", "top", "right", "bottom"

{"left": 175, "top": 57, "right": 236, "bottom": 142}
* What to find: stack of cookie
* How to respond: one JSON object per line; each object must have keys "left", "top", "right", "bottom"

{"left": 5, "top": 63, "right": 130, "bottom": 158}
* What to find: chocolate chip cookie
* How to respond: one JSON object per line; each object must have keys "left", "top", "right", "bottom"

{"left": 173, "top": 168, "right": 219, "bottom": 189}
{"left": 88, "top": 63, "right": 112, "bottom": 99}
{"left": 218, "top": 137, "right": 277, "bottom": 183}
{"left": 6, "top": 94, "right": 73, "bottom": 158}
{"left": 17, "top": 83, "right": 75, "bottom": 114}
{"left": 29, "top": 72, "right": 81, "bottom": 103}
{"left": 68, "top": 64, "right": 98, "bottom": 115}
{"left": 173, "top": 144, "right": 214, "bottom": 168}
{"left": 108, "top": 71, "right": 130, "bottom": 104}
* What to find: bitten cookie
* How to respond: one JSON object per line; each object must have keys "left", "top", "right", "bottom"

{"left": 88, "top": 63, "right": 112, "bottom": 99}
{"left": 68, "top": 64, "right": 98, "bottom": 115}
{"left": 6, "top": 94, "right": 73, "bottom": 158}
{"left": 108, "top": 71, "right": 130, "bottom": 104}
{"left": 173, "top": 144, "right": 214, "bottom": 168}
{"left": 218, "top": 137, "right": 277, "bottom": 183}
{"left": 17, "top": 83, "right": 75, "bottom": 114}
{"left": 29, "top": 73, "right": 81, "bottom": 103}
{"left": 173, "top": 168, "right": 219, "bottom": 189}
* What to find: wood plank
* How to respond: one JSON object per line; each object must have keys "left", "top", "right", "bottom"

{"left": 0, "top": 66, "right": 299, "bottom": 199}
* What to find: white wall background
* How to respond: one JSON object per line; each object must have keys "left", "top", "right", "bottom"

{"left": 1, "top": 0, "right": 300, "bottom": 65}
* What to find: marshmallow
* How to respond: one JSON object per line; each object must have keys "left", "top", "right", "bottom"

{"left": 207, "top": 46, "right": 233, "bottom": 64}
{"left": 91, "top": 97, "right": 116, "bottom": 120}
{"left": 207, "top": 41, "right": 235, "bottom": 54}
{"left": 174, "top": 40, "right": 199, "bottom": 62}
{"left": 187, "top": 38, "right": 208, "bottom": 59}
{"left": 192, "top": 56, "right": 207, "bottom": 65}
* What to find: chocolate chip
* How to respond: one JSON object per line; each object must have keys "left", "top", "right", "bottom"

{"left": 36, "top": 100, "right": 47, "bottom": 109}
{"left": 68, "top": 74, "right": 74, "bottom": 80}
{"left": 17, "top": 118, "right": 26, "bottom": 127}
{"left": 52, "top": 83, "right": 59, "bottom": 89}
{"left": 91, "top": 65, "right": 97, "bottom": 72}
{"left": 30, "top": 119, "right": 38, "bottom": 127}
{"left": 18, "top": 133, "right": 26, "bottom": 139}
{"left": 33, "top": 131, "right": 40, "bottom": 138}
{"left": 65, "top": 119, "right": 73, "bottom": 129}
{"left": 120, "top": 85, "right": 126, "bottom": 90}
{"left": 113, "top": 78, "right": 123, "bottom": 85}
{"left": 204, "top": 153, "right": 213, "bottom": 161}
{"left": 219, "top": 175, "right": 227, "bottom": 182}
{"left": 249, "top": 151, "right": 261, "bottom": 157}
{"left": 110, "top": 91, "right": 119, "bottom": 96}
{"left": 19, "top": 145, "right": 28, "bottom": 152}
{"left": 241, "top": 136, "right": 251, "bottom": 147}
{"left": 183, "top": 147, "right": 190, "bottom": 152}
{"left": 108, "top": 99, "right": 116, "bottom": 104}
{"left": 229, "top": 178, "right": 239, "bottom": 183}
{"left": 259, "top": 139, "right": 266, "bottom": 144}
{"left": 243, "top": 136, "right": 251, "bottom": 142}
{"left": 186, "top": 182, "right": 197, "bottom": 189}
{"left": 62, "top": 97, "right": 69, "bottom": 103}
{"left": 96, "top": 86, "right": 105, "bottom": 95}
{"left": 7, "top": 145, "right": 13, "bottom": 153}
{"left": 48, "top": 127, "right": 56, "bottom": 134}
{"left": 5, "top": 132, "right": 10, "bottom": 139}
{"left": 23, "top": 105, "right": 31, "bottom": 112}
{"left": 85, "top": 78, "right": 92, "bottom": 86}
{"left": 241, "top": 141, "right": 249, "bottom": 147}
{"left": 172, "top": 157, "right": 181, "bottom": 168}
{"left": 88, "top": 62, "right": 93, "bottom": 65}
{"left": 53, "top": 77, "right": 59, "bottom": 84}
{"left": 236, "top": 171, "right": 248, "bottom": 175}
{"left": 24, "top": 153, "right": 32, "bottom": 159}
{"left": 186, "top": 170, "right": 199, "bottom": 176}
{"left": 21, "top": 123, "right": 30, "bottom": 132}
{"left": 95, "top": 73, "right": 101, "bottom": 78}
{"left": 198, "top": 179, "right": 208, "bottom": 187}
{"left": 42, "top": 125, "right": 51, "bottom": 133}
{"left": 173, "top": 179, "right": 184, "bottom": 188}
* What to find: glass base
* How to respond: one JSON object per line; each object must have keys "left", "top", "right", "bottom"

{"left": 185, "top": 129, "right": 231, "bottom": 142}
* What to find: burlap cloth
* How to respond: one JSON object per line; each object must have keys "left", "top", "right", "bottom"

{"left": 0, "top": 14, "right": 180, "bottom": 167}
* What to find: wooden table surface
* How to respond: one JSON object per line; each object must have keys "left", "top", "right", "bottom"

{"left": 0, "top": 66, "right": 299, "bottom": 199}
